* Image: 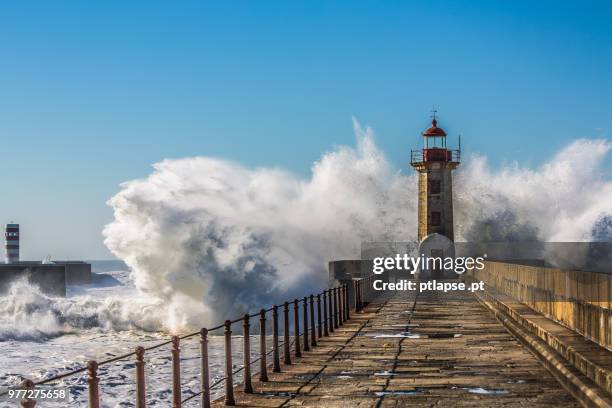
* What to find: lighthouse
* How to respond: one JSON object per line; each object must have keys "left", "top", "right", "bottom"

{"left": 5, "top": 223, "right": 20, "bottom": 263}
{"left": 410, "top": 112, "right": 460, "bottom": 243}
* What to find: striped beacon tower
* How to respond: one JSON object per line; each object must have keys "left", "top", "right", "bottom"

{"left": 5, "top": 223, "right": 20, "bottom": 264}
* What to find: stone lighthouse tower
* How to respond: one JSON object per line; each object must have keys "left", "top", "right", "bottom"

{"left": 410, "top": 112, "right": 460, "bottom": 242}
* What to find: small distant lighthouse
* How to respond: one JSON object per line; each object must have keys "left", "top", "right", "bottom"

{"left": 5, "top": 223, "right": 20, "bottom": 263}
{"left": 410, "top": 111, "right": 460, "bottom": 242}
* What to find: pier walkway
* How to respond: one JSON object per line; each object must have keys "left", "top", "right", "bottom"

{"left": 213, "top": 291, "right": 579, "bottom": 407}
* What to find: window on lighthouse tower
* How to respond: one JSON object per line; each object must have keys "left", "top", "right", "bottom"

{"left": 429, "top": 180, "right": 441, "bottom": 195}
{"left": 431, "top": 211, "right": 441, "bottom": 227}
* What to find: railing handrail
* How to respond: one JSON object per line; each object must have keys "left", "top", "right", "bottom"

{"left": 410, "top": 148, "right": 460, "bottom": 164}
{"left": 2, "top": 278, "right": 366, "bottom": 405}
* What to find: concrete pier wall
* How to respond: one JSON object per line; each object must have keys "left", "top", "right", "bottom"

{"left": 56, "top": 261, "right": 92, "bottom": 285}
{"left": 0, "top": 264, "right": 66, "bottom": 296}
{"left": 472, "top": 261, "right": 612, "bottom": 351}
{"left": 0, "top": 261, "right": 91, "bottom": 296}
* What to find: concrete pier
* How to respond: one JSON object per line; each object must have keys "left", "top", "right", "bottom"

{"left": 0, "top": 261, "right": 91, "bottom": 296}
{"left": 212, "top": 289, "right": 586, "bottom": 407}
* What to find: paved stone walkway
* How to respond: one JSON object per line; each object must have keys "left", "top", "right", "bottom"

{"left": 214, "top": 292, "right": 579, "bottom": 407}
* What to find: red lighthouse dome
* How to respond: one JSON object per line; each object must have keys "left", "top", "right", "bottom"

{"left": 422, "top": 118, "right": 447, "bottom": 137}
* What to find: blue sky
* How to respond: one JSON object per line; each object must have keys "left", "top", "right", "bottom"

{"left": 0, "top": 1, "right": 610, "bottom": 259}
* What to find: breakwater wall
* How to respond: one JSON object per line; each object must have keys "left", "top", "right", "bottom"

{"left": 472, "top": 261, "right": 612, "bottom": 351}
{"left": 0, "top": 264, "right": 66, "bottom": 296}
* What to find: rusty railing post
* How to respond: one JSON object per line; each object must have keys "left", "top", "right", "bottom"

{"left": 340, "top": 286, "right": 345, "bottom": 324}
{"left": 340, "top": 285, "right": 344, "bottom": 321}
{"left": 316, "top": 293, "right": 322, "bottom": 338}
{"left": 336, "top": 286, "right": 342, "bottom": 326}
{"left": 272, "top": 305, "right": 281, "bottom": 372}
{"left": 293, "top": 299, "right": 301, "bottom": 358}
{"left": 344, "top": 284, "right": 349, "bottom": 320}
{"left": 355, "top": 281, "right": 361, "bottom": 312}
{"left": 339, "top": 286, "right": 343, "bottom": 325}
{"left": 360, "top": 280, "right": 364, "bottom": 311}
{"left": 340, "top": 283, "right": 348, "bottom": 323}
{"left": 331, "top": 287, "right": 336, "bottom": 328}
{"left": 328, "top": 289, "right": 334, "bottom": 333}
{"left": 361, "top": 278, "right": 369, "bottom": 306}
{"left": 353, "top": 281, "right": 357, "bottom": 312}
{"left": 344, "top": 283, "right": 351, "bottom": 320}
{"left": 359, "top": 280, "right": 363, "bottom": 311}
{"left": 259, "top": 309, "right": 269, "bottom": 382}
{"left": 323, "top": 290, "right": 329, "bottom": 336}
{"left": 283, "top": 302, "right": 291, "bottom": 365}
{"left": 361, "top": 278, "right": 365, "bottom": 307}
{"left": 338, "top": 286, "right": 344, "bottom": 326}
{"left": 242, "top": 314, "right": 253, "bottom": 393}
{"left": 333, "top": 287, "right": 339, "bottom": 329}
{"left": 362, "top": 278, "right": 370, "bottom": 305}
{"left": 309, "top": 294, "right": 316, "bottom": 347}
{"left": 19, "top": 379, "right": 36, "bottom": 408}
{"left": 345, "top": 283, "right": 350, "bottom": 321}
{"left": 359, "top": 280, "right": 364, "bottom": 310}
{"left": 200, "top": 328, "right": 211, "bottom": 408}
{"left": 302, "top": 297, "right": 310, "bottom": 352}
{"left": 135, "top": 347, "right": 146, "bottom": 408}
{"left": 171, "top": 336, "right": 181, "bottom": 408}
{"left": 224, "top": 320, "right": 235, "bottom": 406}
{"left": 87, "top": 361, "right": 100, "bottom": 408}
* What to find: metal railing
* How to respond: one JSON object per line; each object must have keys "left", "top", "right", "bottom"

{"left": 353, "top": 274, "right": 376, "bottom": 312}
{"left": 4, "top": 277, "right": 375, "bottom": 407}
{"left": 410, "top": 148, "right": 460, "bottom": 164}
